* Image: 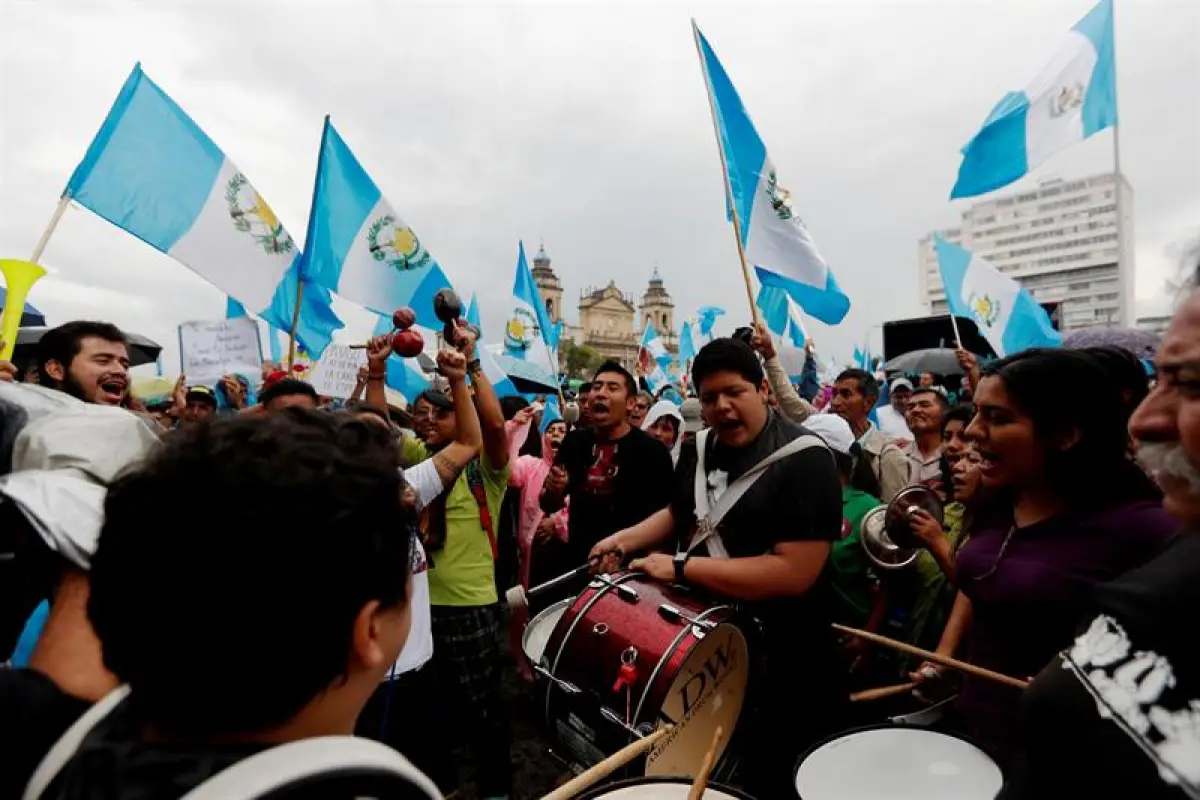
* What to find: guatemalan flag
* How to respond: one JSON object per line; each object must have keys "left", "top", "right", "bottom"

{"left": 951, "top": 0, "right": 1116, "bottom": 199}
{"left": 935, "top": 236, "right": 1061, "bottom": 357}
{"left": 300, "top": 118, "right": 453, "bottom": 331}
{"left": 756, "top": 283, "right": 808, "bottom": 348}
{"left": 693, "top": 23, "right": 850, "bottom": 325}
{"left": 638, "top": 320, "right": 672, "bottom": 376}
{"left": 501, "top": 241, "right": 558, "bottom": 385}
{"left": 64, "top": 64, "right": 342, "bottom": 356}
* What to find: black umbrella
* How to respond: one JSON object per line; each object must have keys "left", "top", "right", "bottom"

{"left": 884, "top": 347, "right": 963, "bottom": 376}
{"left": 0, "top": 286, "right": 46, "bottom": 327}
{"left": 11, "top": 326, "right": 162, "bottom": 369}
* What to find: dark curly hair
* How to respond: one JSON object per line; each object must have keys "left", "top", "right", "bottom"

{"left": 258, "top": 377, "right": 318, "bottom": 409}
{"left": 88, "top": 409, "right": 413, "bottom": 737}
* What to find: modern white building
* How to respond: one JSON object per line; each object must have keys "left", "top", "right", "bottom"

{"left": 918, "top": 172, "right": 1135, "bottom": 331}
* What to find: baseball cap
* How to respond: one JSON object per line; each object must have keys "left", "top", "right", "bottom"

{"left": 680, "top": 398, "right": 703, "bottom": 434}
{"left": 185, "top": 386, "right": 218, "bottom": 408}
{"left": 802, "top": 413, "right": 855, "bottom": 456}
{"left": 890, "top": 377, "right": 914, "bottom": 393}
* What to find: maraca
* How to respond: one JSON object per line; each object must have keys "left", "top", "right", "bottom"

{"left": 433, "top": 288, "right": 480, "bottom": 348}
{"left": 392, "top": 307, "right": 416, "bottom": 330}
{"left": 391, "top": 328, "right": 424, "bottom": 358}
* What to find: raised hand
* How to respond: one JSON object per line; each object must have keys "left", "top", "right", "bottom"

{"left": 437, "top": 347, "right": 468, "bottom": 382}
{"left": 750, "top": 322, "right": 777, "bottom": 361}
{"left": 366, "top": 334, "right": 393, "bottom": 369}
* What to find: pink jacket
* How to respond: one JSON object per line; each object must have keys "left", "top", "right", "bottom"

{"left": 506, "top": 418, "right": 570, "bottom": 589}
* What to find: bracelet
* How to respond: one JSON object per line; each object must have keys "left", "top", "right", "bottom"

{"left": 367, "top": 372, "right": 386, "bottom": 381}
{"left": 466, "top": 359, "right": 482, "bottom": 373}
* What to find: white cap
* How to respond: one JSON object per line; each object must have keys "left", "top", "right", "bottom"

{"left": 803, "top": 413, "right": 855, "bottom": 456}
{"left": 891, "top": 377, "right": 914, "bottom": 393}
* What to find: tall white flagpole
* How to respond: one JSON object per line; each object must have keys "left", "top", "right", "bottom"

{"left": 1109, "top": 0, "right": 1128, "bottom": 327}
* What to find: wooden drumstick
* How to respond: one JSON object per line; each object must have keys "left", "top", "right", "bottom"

{"left": 832, "top": 623, "right": 1030, "bottom": 690}
{"left": 540, "top": 726, "right": 672, "bottom": 800}
{"left": 850, "top": 682, "right": 918, "bottom": 703}
{"left": 688, "top": 725, "right": 724, "bottom": 800}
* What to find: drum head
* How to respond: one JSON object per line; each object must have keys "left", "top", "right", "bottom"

{"left": 578, "top": 775, "right": 755, "bottom": 799}
{"left": 794, "top": 725, "right": 1002, "bottom": 800}
{"left": 522, "top": 599, "right": 569, "bottom": 665}
{"left": 644, "top": 623, "right": 748, "bottom": 777}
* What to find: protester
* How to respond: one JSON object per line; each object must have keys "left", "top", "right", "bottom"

{"left": 876, "top": 377, "right": 914, "bottom": 441}
{"left": 34, "top": 322, "right": 130, "bottom": 406}
{"left": 642, "top": 398, "right": 684, "bottom": 463}
{"left": 914, "top": 348, "right": 1177, "bottom": 767}
{"left": 1000, "top": 269, "right": 1200, "bottom": 799}
{"left": 257, "top": 376, "right": 318, "bottom": 412}
{"left": 830, "top": 368, "right": 911, "bottom": 501}
{"left": 903, "top": 386, "right": 947, "bottom": 490}
{"left": 630, "top": 390, "right": 652, "bottom": 428}
{"left": 178, "top": 385, "right": 217, "bottom": 425}
{"left": 589, "top": 338, "right": 845, "bottom": 798}
{"left": 541, "top": 360, "right": 674, "bottom": 572}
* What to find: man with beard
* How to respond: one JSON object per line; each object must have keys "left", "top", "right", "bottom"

{"left": 589, "top": 338, "right": 845, "bottom": 798}
{"left": 1000, "top": 267, "right": 1200, "bottom": 800}
{"left": 35, "top": 322, "right": 130, "bottom": 406}
{"left": 541, "top": 360, "right": 674, "bottom": 571}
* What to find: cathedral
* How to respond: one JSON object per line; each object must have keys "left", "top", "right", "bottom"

{"left": 530, "top": 244, "right": 677, "bottom": 369}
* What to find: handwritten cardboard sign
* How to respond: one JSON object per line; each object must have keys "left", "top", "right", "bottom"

{"left": 178, "top": 318, "right": 263, "bottom": 386}
{"left": 306, "top": 344, "right": 365, "bottom": 399}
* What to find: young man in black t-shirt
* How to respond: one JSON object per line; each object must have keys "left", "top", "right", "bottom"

{"left": 590, "top": 338, "right": 847, "bottom": 799}
{"left": 541, "top": 361, "right": 674, "bottom": 571}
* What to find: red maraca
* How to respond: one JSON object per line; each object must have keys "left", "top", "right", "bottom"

{"left": 392, "top": 307, "right": 416, "bottom": 330}
{"left": 390, "top": 328, "right": 424, "bottom": 358}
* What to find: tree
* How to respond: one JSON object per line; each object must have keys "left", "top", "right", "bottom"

{"left": 563, "top": 340, "right": 602, "bottom": 379}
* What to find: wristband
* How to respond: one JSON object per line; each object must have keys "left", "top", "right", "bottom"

{"left": 467, "top": 359, "right": 482, "bottom": 374}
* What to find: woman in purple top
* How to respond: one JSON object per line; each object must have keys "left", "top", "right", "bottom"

{"left": 916, "top": 348, "right": 1176, "bottom": 768}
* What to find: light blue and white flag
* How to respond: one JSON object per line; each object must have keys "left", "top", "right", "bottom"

{"left": 464, "top": 293, "right": 482, "bottom": 331}
{"left": 935, "top": 236, "right": 1061, "bottom": 357}
{"left": 678, "top": 319, "right": 701, "bottom": 365}
{"left": 694, "top": 24, "right": 850, "bottom": 325}
{"left": 226, "top": 295, "right": 287, "bottom": 363}
{"left": 638, "top": 320, "right": 672, "bottom": 376}
{"left": 548, "top": 320, "right": 566, "bottom": 353}
{"left": 695, "top": 306, "right": 726, "bottom": 338}
{"left": 951, "top": 0, "right": 1116, "bottom": 199}
{"left": 64, "top": 64, "right": 342, "bottom": 356}
{"left": 755, "top": 283, "right": 808, "bottom": 348}
{"left": 300, "top": 118, "right": 453, "bottom": 331}
{"left": 501, "top": 241, "right": 558, "bottom": 384}
{"left": 539, "top": 395, "right": 563, "bottom": 433}
{"left": 225, "top": 297, "right": 247, "bottom": 319}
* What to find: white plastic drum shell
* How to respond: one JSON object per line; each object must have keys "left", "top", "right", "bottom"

{"left": 522, "top": 599, "right": 570, "bottom": 665}
{"left": 793, "top": 726, "right": 1003, "bottom": 800}
{"left": 579, "top": 778, "right": 751, "bottom": 799}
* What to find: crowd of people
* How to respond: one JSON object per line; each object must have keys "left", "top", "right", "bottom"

{"left": 0, "top": 257, "right": 1197, "bottom": 799}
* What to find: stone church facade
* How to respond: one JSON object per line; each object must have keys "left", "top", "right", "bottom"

{"left": 530, "top": 244, "right": 677, "bottom": 370}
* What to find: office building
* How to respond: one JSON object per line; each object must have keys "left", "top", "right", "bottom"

{"left": 918, "top": 171, "right": 1134, "bottom": 330}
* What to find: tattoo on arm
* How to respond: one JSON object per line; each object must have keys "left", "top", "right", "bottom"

{"left": 433, "top": 450, "right": 467, "bottom": 486}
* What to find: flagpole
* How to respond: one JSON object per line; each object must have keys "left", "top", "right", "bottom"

{"left": 30, "top": 194, "right": 72, "bottom": 263}
{"left": 1109, "top": 1, "right": 1127, "bottom": 327}
{"left": 286, "top": 278, "right": 303, "bottom": 369}
{"left": 691, "top": 20, "right": 760, "bottom": 327}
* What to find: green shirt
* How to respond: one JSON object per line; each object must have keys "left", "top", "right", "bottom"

{"left": 828, "top": 486, "right": 883, "bottom": 627}
{"left": 402, "top": 436, "right": 511, "bottom": 607}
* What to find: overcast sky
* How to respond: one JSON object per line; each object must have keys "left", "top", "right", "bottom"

{"left": 2, "top": 0, "right": 1197, "bottom": 374}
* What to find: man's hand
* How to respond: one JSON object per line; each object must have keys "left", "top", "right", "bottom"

{"left": 513, "top": 405, "right": 536, "bottom": 427}
{"left": 437, "top": 348, "right": 467, "bottom": 382}
{"left": 452, "top": 323, "right": 477, "bottom": 360}
{"left": 356, "top": 365, "right": 370, "bottom": 388}
{"left": 629, "top": 552, "right": 674, "bottom": 583}
{"left": 366, "top": 334, "right": 392, "bottom": 371}
{"left": 219, "top": 375, "right": 246, "bottom": 408}
{"left": 172, "top": 374, "right": 187, "bottom": 407}
{"left": 534, "top": 516, "right": 557, "bottom": 543}
{"left": 955, "top": 346, "right": 977, "bottom": 373}
{"left": 543, "top": 464, "right": 568, "bottom": 494}
{"left": 750, "top": 322, "right": 777, "bottom": 361}
{"left": 907, "top": 508, "right": 945, "bottom": 549}
{"left": 588, "top": 532, "right": 627, "bottom": 573}
{"left": 0, "top": 355, "right": 15, "bottom": 382}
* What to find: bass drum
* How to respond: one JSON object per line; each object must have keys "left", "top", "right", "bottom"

{"left": 793, "top": 724, "right": 1002, "bottom": 800}
{"left": 541, "top": 571, "right": 749, "bottom": 779}
{"left": 578, "top": 776, "right": 758, "bottom": 799}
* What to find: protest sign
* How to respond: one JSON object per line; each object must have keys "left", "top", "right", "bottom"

{"left": 178, "top": 318, "right": 262, "bottom": 386}
{"left": 306, "top": 344, "right": 364, "bottom": 399}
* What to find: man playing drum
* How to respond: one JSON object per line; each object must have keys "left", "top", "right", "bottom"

{"left": 591, "top": 337, "right": 848, "bottom": 798}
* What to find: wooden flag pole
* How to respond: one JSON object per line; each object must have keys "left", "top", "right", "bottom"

{"left": 286, "top": 279, "right": 304, "bottom": 370}
{"left": 31, "top": 195, "right": 72, "bottom": 263}
{"left": 691, "top": 19, "right": 760, "bottom": 327}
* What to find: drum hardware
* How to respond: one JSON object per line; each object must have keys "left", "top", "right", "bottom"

{"left": 539, "top": 725, "right": 674, "bottom": 800}
{"left": 657, "top": 603, "right": 719, "bottom": 631}
{"left": 590, "top": 573, "right": 640, "bottom": 602}
{"left": 534, "top": 663, "right": 582, "bottom": 695}
{"left": 593, "top": 623, "right": 609, "bottom": 636}
{"left": 599, "top": 706, "right": 644, "bottom": 736}
{"left": 860, "top": 484, "right": 945, "bottom": 570}
{"left": 630, "top": 605, "right": 730, "bottom": 726}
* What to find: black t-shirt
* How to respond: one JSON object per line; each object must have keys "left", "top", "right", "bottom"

{"left": 1000, "top": 530, "right": 1198, "bottom": 800}
{"left": 555, "top": 424, "right": 674, "bottom": 565}
{"left": 671, "top": 412, "right": 844, "bottom": 695}
{"left": 0, "top": 668, "right": 90, "bottom": 799}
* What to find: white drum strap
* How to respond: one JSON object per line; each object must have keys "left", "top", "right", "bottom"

{"left": 23, "top": 684, "right": 132, "bottom": 800}
{"left": 689, "top": 431, "right": 827, "bottom": 557}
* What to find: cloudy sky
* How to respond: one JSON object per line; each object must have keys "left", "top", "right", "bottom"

{"left": 2, "top": 0, "right": 1197, "bottom": 374}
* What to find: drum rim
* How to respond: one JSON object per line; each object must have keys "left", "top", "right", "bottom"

{"left": 575, "top": 774, "right": 756, "bottom": 799}
{"left": 791, "top": 721, "right": 999, "bottom": 794}
{"left": 521, "top": 598, "right": 571, "bottom": 660}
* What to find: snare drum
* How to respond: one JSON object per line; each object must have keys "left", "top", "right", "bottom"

{"left": 793, "top": 724, "right": 1002, "bottom": 799}
{"left": 522, "top": 598, "right": 570, "bottom": 674}
{"left": 577, "top": 776, "right": 757, "bottom": 799}
{"left": 540, "top": 571, "right": 749, "bottom": 779}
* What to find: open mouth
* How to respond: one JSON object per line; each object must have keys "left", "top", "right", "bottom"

{"left": 977, "top": 450, "right": 1000, "bottom": 475}
{"left": 591, "top": 402, "right": 610, "bottom": 415}
{"left": 98, "top": 379, "right": 127, "bottom": 404}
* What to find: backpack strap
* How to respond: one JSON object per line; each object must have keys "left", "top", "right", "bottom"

{"left": 23, "top": 685, "right": 132, "bottom": 800}
{"left": 465, "top": 460, "right": 498, "bottom": 560}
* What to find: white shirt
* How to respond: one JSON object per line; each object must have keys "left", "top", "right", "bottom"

{"left": 384, "top": 458, "right": 443, "bottom": 679}
{"left": 875, "top": 404, "right": 912, "bottom": 442}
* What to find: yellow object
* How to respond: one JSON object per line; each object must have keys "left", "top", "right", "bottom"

{"left": 0, "top": 259, "right": 48, "bottom": 360}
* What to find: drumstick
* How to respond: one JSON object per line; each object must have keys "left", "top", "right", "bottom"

{"left": 832, "top": 624, "right": 1030, "bottom": 690}
{"left": 506, "top": 550, "right": 623, "bottom": 611}
{"left": 687, "top": 725, "right": 724, "bottom": 800}
{"left": 539, "top": 725, "right": 673, "bottom": 800}
{"left": 850, "top": 682, "right": 918, "bottom": 703}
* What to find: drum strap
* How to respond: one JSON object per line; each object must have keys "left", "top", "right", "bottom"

{"left": 688, "top": 431, "right": 827, "bottom": 558}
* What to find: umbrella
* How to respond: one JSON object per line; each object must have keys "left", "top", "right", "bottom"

{"left": 0, "top": 286, "right": 46, "bottom": 327}
{"left": 1061, "top": 327, "right": 1160, "bottom": 361}
{"left": 10, "top": 326, "right": 162, "bottom": 369}
{"left": 883, "top": 348, "right": 963, "bottom": 376}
